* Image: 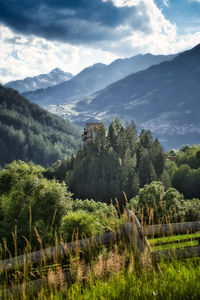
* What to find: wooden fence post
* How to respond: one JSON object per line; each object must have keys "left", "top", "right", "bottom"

{"left": 126, "top": 210, "right": 151, "bottom": 253}
{"left": 125, "top": 210, "right": 154, "bottom": 270}
{"left": 123, "top": 210, "right": 146, "bottom": 259}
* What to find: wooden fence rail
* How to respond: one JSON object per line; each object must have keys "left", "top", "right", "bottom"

{"left": 152, "top": 236, "right": 200, "bottom": 247}
{"left": 1, "top": 214, "right": 200, "bottom": 273}
{"left": 152, "top": 245, "right": 200, "bottom": 262}
{"left": 142, "top": 221, "right": 200, "bottom": 237}
{"left": 1, "top": 210, "right": 200, "bottom": 297}
{"left": 0, "top": 230, "right": 120, "bottom": 272}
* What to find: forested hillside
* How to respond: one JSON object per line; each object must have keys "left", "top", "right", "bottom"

{"left": 0, "top": 85, "right": 81, "bottom": 167}
{"left": 46, "top": 118, "right": 167, "bottom": 206}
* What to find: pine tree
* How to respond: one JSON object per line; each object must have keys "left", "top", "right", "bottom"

{"left": 151, "top": 138, "right": 165, "bottom": 178}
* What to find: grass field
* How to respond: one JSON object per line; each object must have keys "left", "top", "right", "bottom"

{"left": 1, "top": 227, "right": 200, "bottom": 299}
{"left": 31, "top": 260, "right": 200, "bottom": 300}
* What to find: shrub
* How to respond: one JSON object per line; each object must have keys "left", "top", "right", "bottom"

{"left": 61, "top": 211, "right": 104, "bottom": 242}
{"left": 127, "top": 181, "right": 184, "bottom": 223}
{"left": 0, "top": 160, "right": 73, "bottom": 251}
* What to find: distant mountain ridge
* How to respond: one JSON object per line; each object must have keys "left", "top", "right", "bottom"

{"left": 4, "top": 68, "right": 73, "bottom": 93}
{"left": 46, "top": 44, "right": 200, "bottom": 149}
{"left": 0, "top": 85, "right": 81, "bottom": 167}
{"left": 22, "top": 53, "right": 176, "bottom": 105}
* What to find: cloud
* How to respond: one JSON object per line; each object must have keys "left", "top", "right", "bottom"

{"left": 0, "top": 0, "right": 199, "bottom": 84}
{"left": 0, "top": 24, "right": 118, "bottom": 84}
{"left": 0, "top": 0, "right": 179, "bottom": 83}
{"left": 0, "top": 0, "right": 173, "bottom": 46}
{"left": 0, "top": 0, "right": 143, "bottom": 44}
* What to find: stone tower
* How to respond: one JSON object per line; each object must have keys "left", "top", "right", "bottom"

{"left": 82, "top": 123, "right": 101, "bottom": 145}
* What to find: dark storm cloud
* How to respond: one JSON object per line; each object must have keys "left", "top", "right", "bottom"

{"left": 0, "top": 0, "right": 151, "bottom": 45}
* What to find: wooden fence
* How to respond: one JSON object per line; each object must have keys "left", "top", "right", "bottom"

{"left": 1, "top": 210, "right": 200, "bottom": 298}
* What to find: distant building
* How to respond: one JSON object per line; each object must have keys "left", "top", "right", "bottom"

{"left": 82, "top": 123, "right": 102, "bottom": 145}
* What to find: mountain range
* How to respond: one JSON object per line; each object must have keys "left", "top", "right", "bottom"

{"left": 4, "top": 68, "right": 73, "bottom": 93}
{"left": 3, "top": 44, "right": 200, "bottom": 150}
{"left": 21, "top": 54, "right": 175, "bottom": 105}
{"left": 46, "top": 44, "right": 200, "bottom": 150}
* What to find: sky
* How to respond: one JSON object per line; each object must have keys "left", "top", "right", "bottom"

{"left": 0, "top": 0, "right": 200, "bottom": 84}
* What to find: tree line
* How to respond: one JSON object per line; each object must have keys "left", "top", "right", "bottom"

{"left": 46, "top": 118, "right": 168, "bottom": 207}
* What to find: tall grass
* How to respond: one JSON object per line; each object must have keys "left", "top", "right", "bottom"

{"left": 66, "top": 260, "right": 200, "bottom": 300}
{"left": 1, "top": 204, "right": 200, "bottom": 299}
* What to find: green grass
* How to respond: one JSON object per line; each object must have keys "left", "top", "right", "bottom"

{"left": 33, "top": 260, "right": 200, "bottom": 300}
{"left": 153, "top": 240, "right": 198, "bottom": 251}
{"left": 1, "top": 249, "right": 200, "bottom": 299}
{"left": 149, "top": 232, "right": 200, "bottom": 250}
{"left": 1, "top": 226, "right": 200, "bottom": 299}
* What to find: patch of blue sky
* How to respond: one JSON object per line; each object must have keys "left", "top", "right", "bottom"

{"left": 155, "top": 0, "right": 200, "bottom": 35}
{"left": 11, "top": 50, "right": 19, "bottom": 60}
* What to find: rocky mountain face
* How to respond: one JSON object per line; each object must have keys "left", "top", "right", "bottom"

{"left": 22, "top": 54, "right": 175, "bottom": 105}
{"left": 46, "top": 44, "right": 200, "bottom": 149}
{"left": 4, "top": 68, "right": 73, "bottom": 93}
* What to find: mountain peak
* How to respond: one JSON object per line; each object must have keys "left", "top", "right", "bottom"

{"left": 50, "top": 68, "right": 64, "bottom": 73}
{"left": 5, "top": 68, "right": 73, "bottom": 93}
{"left": 88, "top": 63, "right": 106, "bottom": 70}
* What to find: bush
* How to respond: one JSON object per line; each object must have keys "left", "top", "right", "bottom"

{"left": 61, "top": 211, "right": 104, "bottom": 241}
{"left": 127, "top": 181, "right": 184, "bottom": 223}
{"left": 0, "top": 160, "right": 73, "bottom": 251}
{"left": 184, "top": 199, "right": 200, "bottom": 221}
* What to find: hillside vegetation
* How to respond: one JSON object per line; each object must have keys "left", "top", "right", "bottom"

{"left": 0, "top": 161, "right": 200, "bottom": 299}
{"left": 46, "top": 118, "right": 167, "bottom": 205}
{"left": 0, "top": 86, "right": 81, "bottom": 167}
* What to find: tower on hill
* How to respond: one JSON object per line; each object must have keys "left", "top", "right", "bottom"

{"left": 82, "top": 123, "right": 101, "bottom": 145}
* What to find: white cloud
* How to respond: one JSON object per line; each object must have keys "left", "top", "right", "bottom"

{"left": 0, "top": 25, "right": 118, "bottom": 84}
{"left": 111, "top": 0, "right": 142, "bottom": 6}
{"left": 99, "top": 0, "right": 177, "bottom": 55}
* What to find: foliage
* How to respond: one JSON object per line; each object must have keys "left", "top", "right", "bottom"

{"left": 61, "top": 198, "right": 121, "bottom": 242}
{"left": 127, "top": 181, "right": 184, "bottom": 223}
{"left": 176, "top": 145, "right": 200, "bottom": 169}
{"left": 0, "top": 161, "right": 73, "bottom": 251}
{"left": 71, "top": 198, "right": 116, "bottom": 221}
{"left": 0, "top": 86, "right": 81, "bottom": 167}
{"left": 170, "top": 145, "right": 200, "bottom": 199}
{"left": 48, "top": 118, "right": 167, "bottom": 207}
{"left": 44, "top": 157, "right": 73, "bottom": 181}
{"left": 71, "top": 198, "right": 121, "bottom": 232}
{"left": 184, "top": 199, "right": 200, "bottom": 222}
{"left": 61, "top": 211, "right": 104, "bottom": 241}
